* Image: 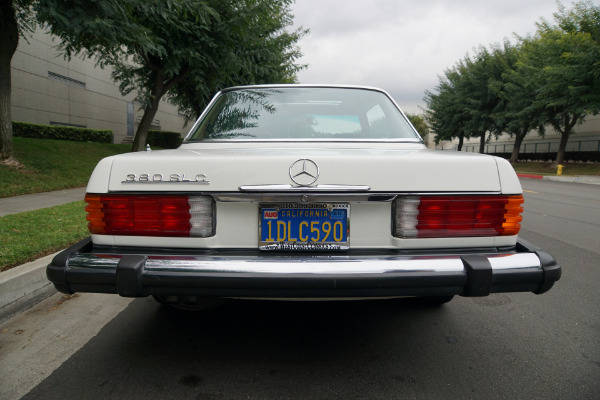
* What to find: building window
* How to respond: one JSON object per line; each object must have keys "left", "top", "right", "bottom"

{"left": 50, "top": 121, "right": 87, "bottom": 128}
{"left": 47, "top": 71, "right": 86, "bottom": 89}
{"left": 136, "top": 115, "right": 161, "bottom": 131}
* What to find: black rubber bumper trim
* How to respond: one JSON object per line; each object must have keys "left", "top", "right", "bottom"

{"left": 46, "top": 237, "right": 92, "bottom": 294}
{"left": 517, "top": 238, "right": 562, "bottom": 294}
{"left": 116, "top": 255, "right": 147, "bottom": 297}
{"left": 461, "top": 255, "right": 493, "bottom": 296}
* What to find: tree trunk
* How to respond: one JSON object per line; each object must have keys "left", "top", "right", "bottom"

{"left": 479, "top": 132, "right": 486, "bottom": 154}
{"left": 555, "top": 131, "right": 569, "bottom": 166}
{"left": 555, "top": 114, "right": 578, "bottom": 166}
{"left": 509, "top": 131, "right": 526, "bottom": 164}
{"left": 132, "top": 97, "right": 162, "bottom": 152}
{"left": 0, "top": 0, "right": 20, "bottom": 165}
{"left": 131, "top": 70, "right": 167, "bottom": 152}
{"left": 131, "top": 67, "right": 190, "bottom": 152}
{"left": 457, "top": 133, "right": 464, "bottom": 151}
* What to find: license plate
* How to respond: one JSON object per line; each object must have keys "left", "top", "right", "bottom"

{"left": 259, "top": 203, "right": 349, "bottom": 250}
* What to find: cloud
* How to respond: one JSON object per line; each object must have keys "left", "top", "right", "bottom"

{"left": 291, "top": 0, "right": 559, "bottom": 113}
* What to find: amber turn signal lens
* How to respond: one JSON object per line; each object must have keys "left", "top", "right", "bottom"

{"left": 501, "top": 195, "right": 524, "bottom": 236}
{"left": 85, "top": 194, "right": 106, "bottom": 235}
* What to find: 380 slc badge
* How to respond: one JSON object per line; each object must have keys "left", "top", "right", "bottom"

{"left": 122, "top": 173, "right": 210, "bottom": 184}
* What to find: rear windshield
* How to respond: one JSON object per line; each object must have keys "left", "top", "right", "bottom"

{"left": 186, "top": 87, "right": 420, "bottom": 141}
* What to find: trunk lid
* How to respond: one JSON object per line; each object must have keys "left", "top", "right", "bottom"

{"left": 102, "top": 143, "right": 501, "bottom": 193}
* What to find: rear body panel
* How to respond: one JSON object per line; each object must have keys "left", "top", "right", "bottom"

{"left": 47, "top": 85, "right": 560, "bottom": 301}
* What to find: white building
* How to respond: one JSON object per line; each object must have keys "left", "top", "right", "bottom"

{"left": 457, "top": 115, "right": 600, "bottom": 155}
{"left": 429, "top": 114, "right": 600, "bottom": 156}
{"left": 10, "top": 28, "right": 189, "bottom": 144}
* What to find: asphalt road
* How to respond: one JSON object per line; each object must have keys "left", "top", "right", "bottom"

{"left": 1, "top": 178, "right": 598, "bottom": 400}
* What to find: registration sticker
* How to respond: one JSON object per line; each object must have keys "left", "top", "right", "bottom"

{"left": 259, "top": 203, "right": 350, "bottom": 250}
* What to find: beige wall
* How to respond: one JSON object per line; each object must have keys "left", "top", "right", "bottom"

{"left": 10, "top": 29, "right": 190, "bottom": 144}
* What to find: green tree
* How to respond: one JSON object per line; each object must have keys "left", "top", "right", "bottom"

{"left": 424, "top": 48, "right": 505, "bottom": 153}
{"left": 423, "top": 66, "right": 472, "bottom": 151}
{"left": 519, "top": 1, "right": 600, "bottom": 165}
{"left": 36, "top": 0, "right": 306, "bottom": 151}
{"left": 488, "top": 41, "right": 542, "bottom": 164}
{"left": 424, "top": 1, "right": 600, "bottom": 163}
{"left": 170, "top": 0, "right": 307, "bottom": 123}
{"left": 550, "top": 0, "right": 600, "bottom": 42}
{"left": 405, "top": 113, "right": 429, "bottom": 140}
{"left": 459, "top": 46, "right": 510, "bottom": 154}
{"left": 0, "top": 0, "right": 35, "bottom": 166}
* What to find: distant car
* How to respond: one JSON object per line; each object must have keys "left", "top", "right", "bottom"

{"left": 47, "top": 85, "right": 560, "bottom": 309}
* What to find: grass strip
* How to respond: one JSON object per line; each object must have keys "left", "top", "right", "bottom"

{"left": 0, "top": 201, "right": 88, "bottom": 272}
{"left": 511, "top": 162, "right": 600, "bottom": 176}
{"left": 0, "top": 137, "right": 130, "bottom": 198}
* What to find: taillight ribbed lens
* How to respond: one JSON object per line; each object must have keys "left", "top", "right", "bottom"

{"left": 393, "top": 195, "right": 523, "bottom": 238}
{"left": 85, "top": 194, "right": 214, "bottom": 237}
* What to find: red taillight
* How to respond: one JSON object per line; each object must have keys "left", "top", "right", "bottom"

{"left": 393, "top": 195, "right": 524, "bottom": 238}
{"left": 84, "top": 194, "right": 214, "bottom": 237}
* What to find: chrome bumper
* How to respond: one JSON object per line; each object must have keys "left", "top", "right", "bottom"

{"left": 47, "top": 238, "right": 561, "bottom": 298}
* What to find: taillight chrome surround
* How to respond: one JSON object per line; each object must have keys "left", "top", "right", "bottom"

{"left": 85, "top": 194, "right": 215, "bottom": 237}
{"left": 393, "top": 195, "right": 523, "bottom": 238}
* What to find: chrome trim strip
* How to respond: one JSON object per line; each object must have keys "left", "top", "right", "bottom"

{"left": 214, "top": 191, "right": 501, "bottom": 203}
{"left": 219, "top": 84, "right": 391, "bottom": 92}
{"left": 185, "top": 139, "right": 423, "bottom": 143}
{"left": 66, "top": 252, "right": 542, "bottom": 275}
{"left": 69, "top": 254, "right": 121, "bottom": 270}
{"left": 238, "top": 184, "right": 371, "bottom": 192}
{"left": 98, "top": 191, "right": 504, "bottom": 203}
{"left": 488, "top": 253, "right": 541, "bottom": 270}
{"left": 183, "top": 90, "right": 222, "bottom": 141}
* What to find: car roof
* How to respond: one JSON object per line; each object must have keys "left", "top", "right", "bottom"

{"left": 219, "top": 84, "right": 389, "bottom": 94}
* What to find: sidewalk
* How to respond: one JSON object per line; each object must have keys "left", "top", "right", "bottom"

{"left": 0, "top": 187, "right": 86, "bottom": 322}
{"left": 0, "top": 187, "right": 86, "bottom": 217}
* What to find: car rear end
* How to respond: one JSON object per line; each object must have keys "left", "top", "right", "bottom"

{"left": 47, "top": 85, "right": 561, "bottom": 306}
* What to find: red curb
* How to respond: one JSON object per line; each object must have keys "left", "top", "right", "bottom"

{"left": 517, "top": 173, "right": 544, "bottom": 179}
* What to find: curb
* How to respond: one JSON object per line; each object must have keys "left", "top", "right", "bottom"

{"left": 517, "top": 173, "right": 544, "bottom": 179}
{"left": 0, "top": 253, "right": 58, "bottom": 324}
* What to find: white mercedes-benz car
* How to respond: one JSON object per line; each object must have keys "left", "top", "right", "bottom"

{"left": 47, "top": 85, "right": 561, "bottom": 309}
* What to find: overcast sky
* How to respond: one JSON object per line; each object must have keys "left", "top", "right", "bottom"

{"left": 291, "top": 0, "right": 563, "bottom": 114}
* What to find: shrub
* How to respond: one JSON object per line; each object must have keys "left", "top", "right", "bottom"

{"left": 147, "top": 130, "right": 183, "bottom": 149}
{"left": 12, "top": 121, "right": 113, "bottom": 143}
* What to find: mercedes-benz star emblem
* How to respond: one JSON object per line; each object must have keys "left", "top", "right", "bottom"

{"left": 289, "top": 159, "right": 319, "bottom": 186}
